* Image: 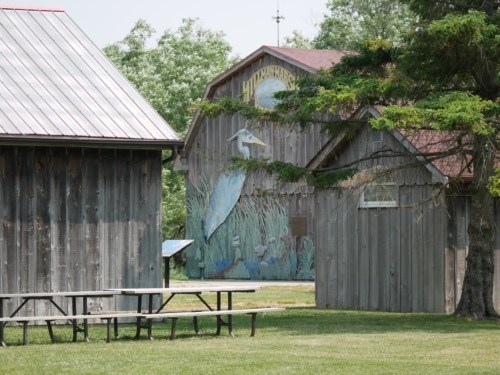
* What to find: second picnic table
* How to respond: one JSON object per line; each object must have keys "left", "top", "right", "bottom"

{"left": 106, "top": 286, "right": 262, "bottom": 339}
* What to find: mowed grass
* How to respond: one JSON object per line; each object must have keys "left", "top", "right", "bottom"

{"left": 1, "top": 285, "right": 500, "bottom": 374}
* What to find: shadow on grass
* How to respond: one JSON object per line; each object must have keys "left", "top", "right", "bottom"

{"left": 253, "top": 307, "right": 500, "bottom": 336}
{"left": 3, "top": 308, "right": 500, "bottom": 346}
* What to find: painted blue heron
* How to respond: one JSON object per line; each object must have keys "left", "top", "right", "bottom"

{"left": 203, "top": 129, "right": 267, "bottom": 240}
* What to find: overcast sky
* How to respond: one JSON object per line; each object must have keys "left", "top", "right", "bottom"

{"left": 4, "top": 0, "right": 329, "bottom": 58}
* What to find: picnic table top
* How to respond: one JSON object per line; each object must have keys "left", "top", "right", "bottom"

{"left": 106, "top": 286, "right": 263, "bottom": 295}
{"left": 0, "top": 291, "right": 119, "bottom": 299}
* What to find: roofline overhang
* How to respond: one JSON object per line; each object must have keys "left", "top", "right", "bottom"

{"left": 0, "top": 135, "right": 184, "bottom": 150}
{"left": 183, "top": 46, "right": 322, "bottom": 155}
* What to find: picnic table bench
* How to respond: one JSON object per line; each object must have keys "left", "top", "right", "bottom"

{"left": 105, "top": 286, "right": 267, "bottom": 339}
{"left": 0, "top": 291, "right": 118, "bottom": 347}
{"left": 0, "top": 312, "right": 142, "bottom": 345}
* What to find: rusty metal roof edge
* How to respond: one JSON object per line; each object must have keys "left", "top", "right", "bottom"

{"left": 0, "top": 135, "right": 184, "bottom": 150}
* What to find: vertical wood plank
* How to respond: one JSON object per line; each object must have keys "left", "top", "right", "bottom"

{"left": 368, "top": 209, "right": 379, "bottom": 311}
{"left": 34, "top": 147, "right": 51, "bottom": 317}
{"left": 67, "top": 149, "right": 84, "bottom": 294}
{"left": 2, "top": 147, "right": 19, "bottom": 314}
{"left": 19, "top": 148, "right": 35, "bottom": 319}
{"left": 411, "top": 186, "right": 423, "bottom": 312}
{"left": 378, "top": 209, "right": 390, "bottom": 311}
{"left": 83, "top": 151, "right": 100, "bottom": 294}
{"left": 400, "top": 185, "right": 412, "bottom": 312}
{"left": 358, "top": 207, "right": 369, "bottom": 310}
{"left": 423, "top": 185, "right": 435, "bottom": 312}
{"left": 328, "top": 191, "right": 341, "bottom": 309}
{"left": 337, "top": 195, "right": 347, "bottom": 308}
{"left": 315, "top": 191, "right": 327, "bottom": 308}
{"left": 389, "top": 206, "right": 401, "bottom": 312}
{"left": 346, "top": 194, "right": 359, "bottom": 309}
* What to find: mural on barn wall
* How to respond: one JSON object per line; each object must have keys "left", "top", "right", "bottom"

{"left": 184, "top": 62, "right": 321, "bottom": 281}
{"left": 186, "top": 177, "right": 315, "bottom": 280}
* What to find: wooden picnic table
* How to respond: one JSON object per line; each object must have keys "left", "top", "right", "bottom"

{"left": 0, "top": 291, "right": 118, "bottom": 346}
{"left": 106, "top": 286, "right": 263, "bottom": 339}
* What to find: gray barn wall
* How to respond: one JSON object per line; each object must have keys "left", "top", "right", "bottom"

{"left": 0, "top": 145, "right": 163, "bottom": 318}
{"left": 314, "top": 127, "right": 500, "bottom": 313}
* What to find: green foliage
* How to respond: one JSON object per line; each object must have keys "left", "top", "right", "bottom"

{"left": 284, "top": 0, "right": 416, "bottom": 52}
{"left": 266, "top": 161, "right": 310, "bottom": 183}
{"left": 282, "top": 30, "right": 314, "bottom": 49}
{"left": 488, "top": 168, "right": 500, "bottom": 197}
{"left": 104, "top": 19, "right": 236, "bottom": 240}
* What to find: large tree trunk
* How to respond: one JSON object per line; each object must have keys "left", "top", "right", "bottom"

{"left": 455, "top": 134, "right": 499, "bottom": 318}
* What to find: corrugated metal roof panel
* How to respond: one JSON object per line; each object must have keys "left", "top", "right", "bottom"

{"left": 0, "top": 6, "right": 181, "bottom": 145}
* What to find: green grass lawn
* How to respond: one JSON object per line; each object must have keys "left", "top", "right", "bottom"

{"left": 1, "top": 286, "right": 500, "bottom": 374}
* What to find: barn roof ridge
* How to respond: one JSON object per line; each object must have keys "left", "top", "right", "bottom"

{"left": 0, "top": 4, "right": 64, "bottom": 12}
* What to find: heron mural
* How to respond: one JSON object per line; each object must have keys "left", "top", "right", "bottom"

{"left": 186, "top": 129, "right": 315, "bottom": 281}
{"left": 203, "top": 128, "right": 267, "bottom": 240}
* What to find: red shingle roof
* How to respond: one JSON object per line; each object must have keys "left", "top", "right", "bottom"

{"left": 264, "top": 46, "right": 349, "bottom": 71}
{"left": 400, "top": 130, "right": 473, "bottom": 181}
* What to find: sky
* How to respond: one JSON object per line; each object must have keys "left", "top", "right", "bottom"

{"left": 3, "top": 0, "right": 329, "bottom": 58}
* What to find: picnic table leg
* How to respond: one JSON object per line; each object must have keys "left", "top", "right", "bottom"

{"left": 46, "top": 320, "right": 55, "bottom": 343}
{"left": 114, "top": 317, "right": 119, "bottom": 339}
{"left": 193, "top": 316, "right": 199, "bottom": 335}
{"left": 22, "top": 321, "right": 28, "bottom": 346}
{"left": 228, "top": 292, "right": 233, "bottom": 336}
{"left": 250, "top": 313, "right": 257, "bottom": 337}
{"left": 0, "top": 299, "right": 5, "bottom": 347}
{"left": 72, "top": 297, "right": 78, "bottom": 342}
{"left": 170, "top": 318, "right": 177, "bottom": 340}
{"left": 147, "top": 294, "right": 154, "bottom": 340}
{"left": 135, "top": 295, "right": 142, "bottom": 339}
{"left": 83, "top": 297, "right": 89, "bottom": 342}
{"left": 106, "top": 318, "right": 112, "bottom": 343}
{"left": 216, "top": 292, "right": 221, "bottom": 335}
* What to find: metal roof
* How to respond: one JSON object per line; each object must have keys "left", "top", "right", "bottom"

{"left": 0, "top": 5, "right": 182, "bottom": 148}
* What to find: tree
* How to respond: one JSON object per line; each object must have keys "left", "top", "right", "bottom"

{"left": 104, "top": 19, "right": 237, "bottom": 240}
{"left": 199, "top": 1, "right": 500, "bottom": 318}
{"left": 284, "top": 0, "right": 415, "bottom": 51}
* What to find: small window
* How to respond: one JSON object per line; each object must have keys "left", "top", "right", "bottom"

{"left": 360, "top": 183, "right": 398, "bottom": 208}
{"left": 371, "top": 131, "right": 383, "bottom": 142}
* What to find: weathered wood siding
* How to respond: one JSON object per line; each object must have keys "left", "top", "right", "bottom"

{"left": 314, "top": 127, "right": 500, "bottom": 313}
{"left": 0, "top": 145, "right": 162, "bottom": 318}
{"left": 315, "top": 127, "right": 448, "bottom": 312}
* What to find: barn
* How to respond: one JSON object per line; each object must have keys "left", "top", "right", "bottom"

{"left": 182, "top": 46, "right": 500, "bottom": 313}
{"left": 180, "top": 46, "right": 347, "bottom": 281}
{"left": 0, "top": 5, "right": 182, "bottom": 317}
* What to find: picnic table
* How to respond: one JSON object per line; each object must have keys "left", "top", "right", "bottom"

{"left": 0, "top": 291, "right": 118, "bottom": 346}
{"left": 107, "top": 286, "right": 263, "bottom": 339}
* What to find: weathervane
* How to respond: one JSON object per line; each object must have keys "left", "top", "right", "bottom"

{"left": 272, "top": 2, "right": 285, "bottom": 47}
